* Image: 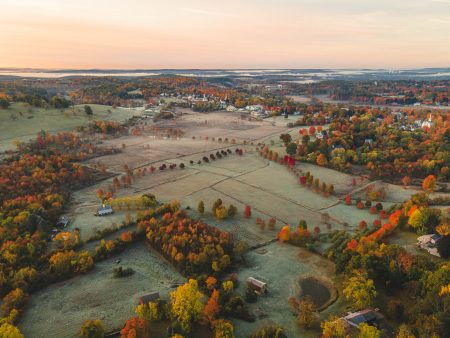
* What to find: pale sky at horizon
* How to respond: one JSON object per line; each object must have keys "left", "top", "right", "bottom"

{"left": 1, "top": 0, "right": 449, "bottom": 69}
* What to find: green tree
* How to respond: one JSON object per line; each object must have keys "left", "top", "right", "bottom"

{"left": 197, "top": 200, "right": 205, "bottom": 214}
{"left": 84, "top": 105, "right": 93, "bottom": 116}
{"left": 0, "top": 99, "right": 10, "bottom": 109}
{"left": 286, "top": 142, "right": 297, "bottom": 156}
{"left": 437, "top": 235, "right": 450, "bottom": 258}
{"left": 279, "top": 133, "right": 292, "bottom": 146}
{"left": 228, "top": 204, "right": 237, "bottom": 217}
{"left": 298, "top": 219, "right": 307, "bottom": 229}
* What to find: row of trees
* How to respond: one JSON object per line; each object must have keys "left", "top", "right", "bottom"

{"left": 197, "top": 199, "right": 237, "bottom": 220}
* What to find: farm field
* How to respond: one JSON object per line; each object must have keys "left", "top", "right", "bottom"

{"left": 19, "top": 243, "right": 184, "bottom": 338}
{"left": 233, "top": 242, "right": 344, "bottom": 338}
{"left": 0, "top": 103, "right": 143, "bottom": 151}
{"left": 14, "top": 108, "right": 446, "bottom": 338}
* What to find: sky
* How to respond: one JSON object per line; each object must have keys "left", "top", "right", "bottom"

{"left": 0, "top": 0, "right": 449, "bottom": 69}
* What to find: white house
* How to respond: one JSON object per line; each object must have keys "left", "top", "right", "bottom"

{"left": 421, "top": 114, "right": 433, "bottom": 129}
{"left": 245, "top": 104, "right": 264, "bottom": 113}
{"left": 417, "top": 234, "right": 442, "bottom": 257}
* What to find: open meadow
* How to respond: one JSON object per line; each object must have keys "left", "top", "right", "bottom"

{"left": 19, "top": 243, "right": 184, "bottom": 338}
{"left": 0, "top": 103, "right": 143, "bottom": 151}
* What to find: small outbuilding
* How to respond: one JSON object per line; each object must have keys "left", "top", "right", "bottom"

{"left": 139, "top": 292, "right": 160, "bottom": 305}
{"left": 96, "top": 205, "right": 114, "bottom": 216}
{"left": 246, "top": 277, "right": 267, "bottom": 294}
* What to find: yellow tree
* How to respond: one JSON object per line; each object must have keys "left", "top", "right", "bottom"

{"left": 170, "top": 279, "right": 205, "bottom": 332}
{"left": 343, "top": 271, "right": 377, "bottom": 309}
{"left": 79, "top": 319, "right": 104, "bottom": 338}
{"left": 215, "top": 205, "right": 228, "bottom": 220}
{"left": 214, "top": 319, "right": 235, "bottom": 338}
{"left": 0, "top": 322, "right": 24, "bottom": 338}
{"left": 395, "top": 324, "right": 415, "bottom": 338}
{"left": 298, "top": 298, "right": 317, "bottom": 328}
{"left": 320, "top": 316, "right": 348, "bottom": 338}
{"left": 53, "top": 231, "right": 80, "bottom": 249}
{"left": 358, "top": 323, "right": 381, "bottom": 338}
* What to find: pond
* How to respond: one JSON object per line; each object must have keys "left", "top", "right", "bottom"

{"left": 298, "top": 276, "right": 337, "bottom": 311}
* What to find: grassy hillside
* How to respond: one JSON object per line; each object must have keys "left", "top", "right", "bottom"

{"left": 0, "top": 103, "right": 143, "bottom": 151}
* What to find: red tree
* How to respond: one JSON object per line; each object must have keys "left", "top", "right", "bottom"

{"left": 244, "top": 205, "right": 251, "bottom": 218}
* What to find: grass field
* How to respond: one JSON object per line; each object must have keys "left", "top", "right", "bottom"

{"left": 233, "top": 242, "right": 344, "bottom": 338}
{"left": 0, "top": 103, "right": 143, "bottom": 151}
{"left": 20, "top": 243, "right": 184, "bottom": 338}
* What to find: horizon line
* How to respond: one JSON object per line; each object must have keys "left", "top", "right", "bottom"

{"left": 1, "top": 67, "right": 450, "bottom": 72}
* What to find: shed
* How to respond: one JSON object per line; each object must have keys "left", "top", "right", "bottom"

{"left": 247, "top": 277, "right": 267, "bottom": 294}
{"left": 96, "top": 205, "right": 114, "bottom": 216}
{"left": 139, "top": 292, "right": 160, "bottom": 305}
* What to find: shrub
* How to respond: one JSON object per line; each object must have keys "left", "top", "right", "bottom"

{"left": 228, "top": 204, "right": 237, "bottom": 217}
{"left": 113, "top": 266, "right": 134, "bottom": 278}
